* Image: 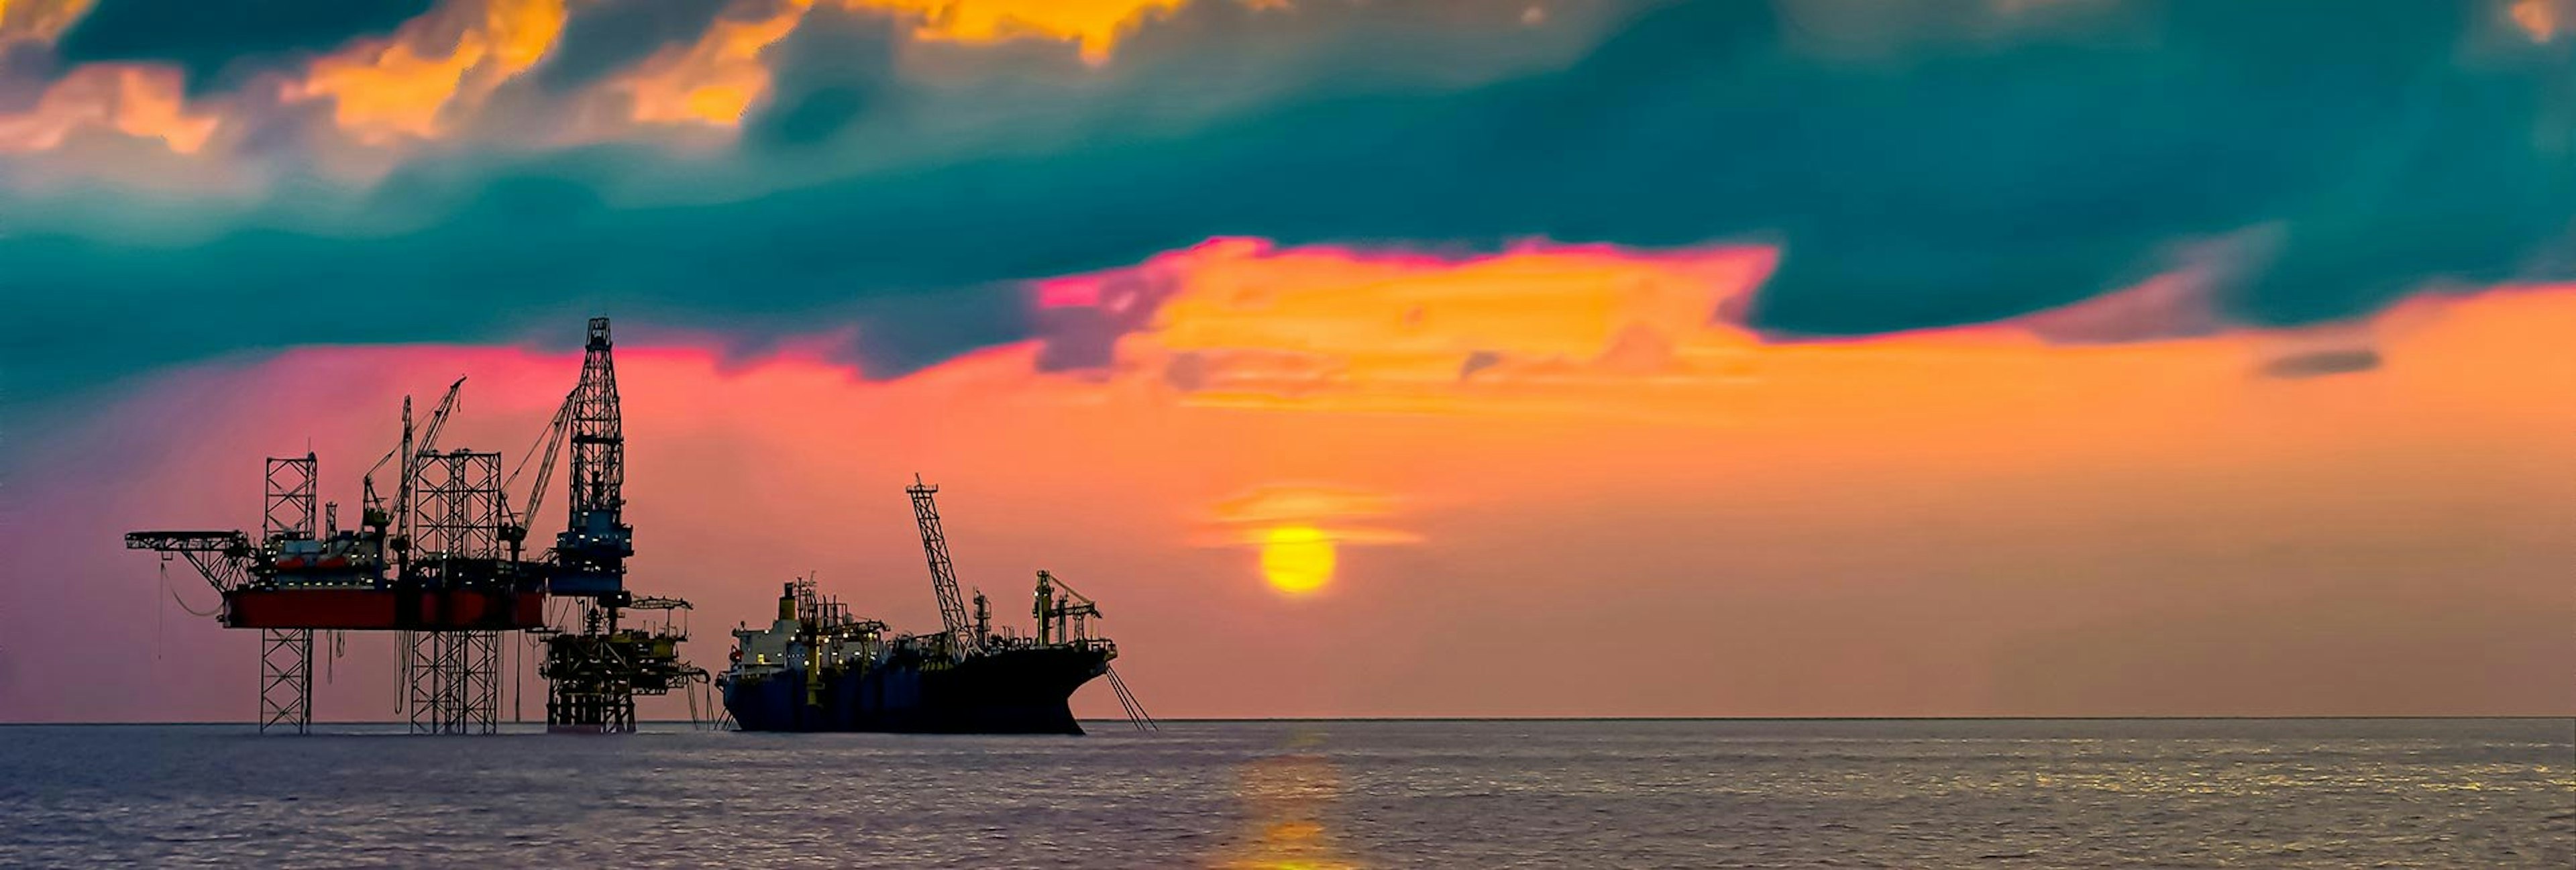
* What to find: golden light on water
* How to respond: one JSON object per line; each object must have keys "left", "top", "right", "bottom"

{"left": 1212, "top": 745, "right": 1358, "bottom": 870}
{"left": 1259, "top": 526, "right": 1336, "bottom": 596}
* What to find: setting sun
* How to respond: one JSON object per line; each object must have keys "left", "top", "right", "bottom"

{"left": 1258, "top": 527, "right": 1336, "bottom": 596}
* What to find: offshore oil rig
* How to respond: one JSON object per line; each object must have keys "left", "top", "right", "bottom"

{"left": 125, "top": 317, "right": 704, "bottom": 735}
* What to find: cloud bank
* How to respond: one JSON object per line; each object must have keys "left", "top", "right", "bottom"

{"left": 0, "top": 0, "right": 2568, "bottom": 404}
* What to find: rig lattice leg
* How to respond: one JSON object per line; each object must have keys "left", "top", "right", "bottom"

{"left": 258, "top": 629, "right": 313, "bottom": 735}
{"left": 409, "top": 630, "right": 485, "bottom": 735}
{"left": 464, "top": 631, "right": 500, "bottom": 735}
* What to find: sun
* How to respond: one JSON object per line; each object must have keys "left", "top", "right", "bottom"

{"left": 1259, "top": 526, "right": 1336, "bottom": 596}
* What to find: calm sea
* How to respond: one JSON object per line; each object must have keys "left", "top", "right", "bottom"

{"left": 1, "top": 719, "right": 2567, "bottom": 867}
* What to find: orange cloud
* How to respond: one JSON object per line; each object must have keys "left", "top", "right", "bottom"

{"left": 1034, "top": 237, "right": 2576, "bottom": 431}
{"left": 612, "top": 0, "right": 1224, "bottom": 129}
{"left": 1038, "top": 237, "right": 1779, "bottom": 416}
{"left": 0, "top": 64, "right": 217, "bottom": 154}
{"left": 292, "top": 0, "right": 566, "bottom": 142}
{"left": 1200, "top": 484, "right": 1419, "bottom": 547}
{"left": 2510, "top": 0, "right": 2567, "bottom": 41}
{"left": 3, "top": 0, "right": 1224, "bottom": 152}
{"left": 0, "top": 0, "right": 93, "bottom": 46}
{"left": 854, "top": 0, "right": 1197, "bottom": 64}
{"left": 619, "top": 0, "right": 811, "bottom": 125}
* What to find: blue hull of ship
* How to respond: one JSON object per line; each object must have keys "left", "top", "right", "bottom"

{"left": 721, "top": 647, "right": 1110, "bottom": 735}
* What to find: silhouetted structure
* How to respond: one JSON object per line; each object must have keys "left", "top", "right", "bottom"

{"left": 718, "top": 481, "right": 1152, "bottom": 734}
{"left": 126, "top": 317, "right": 701, "bottom": 735}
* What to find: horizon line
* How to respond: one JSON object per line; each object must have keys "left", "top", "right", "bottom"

{"left": 5, "top": 714, "right": 2571, "bottom": 728}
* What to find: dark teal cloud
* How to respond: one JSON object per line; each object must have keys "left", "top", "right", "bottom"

{"left": 0, "top": 0, "right": 2567, "bottom": 402}
{"left": 55, "top": 0, "right": 435, "bottom": 93}
{"left": 535, "top": 0, "right": 735, "bottom": 92}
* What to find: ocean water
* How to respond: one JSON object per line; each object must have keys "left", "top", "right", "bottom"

{"left": 0, "top": 719, "right": 2567, "bottom": 867}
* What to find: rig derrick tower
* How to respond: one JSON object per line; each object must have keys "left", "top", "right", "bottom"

{"left": 535, "top": 317, "right": 703, "bottom": 734}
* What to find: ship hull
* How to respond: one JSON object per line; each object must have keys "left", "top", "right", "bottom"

{"left": 722, "top": 647, "right": 1110, "bottom": 735}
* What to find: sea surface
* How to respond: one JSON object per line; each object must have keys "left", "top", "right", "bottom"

{"left": 1, "top": 718, "right": 2568, "bottom": 867}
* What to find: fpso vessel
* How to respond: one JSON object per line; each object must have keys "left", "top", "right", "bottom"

{"left": 719, "top": 576, "right": 1114, "bottom": 733}
{"left": 717, "top": 480, "right": 1130, "bottom": 735}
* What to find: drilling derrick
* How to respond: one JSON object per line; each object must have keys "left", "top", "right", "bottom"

{"left": 907, "top": 477, "right": 978, "bottom": 658}
{"left": 555, "top": 317, "right": 631, "bottom": 597}
{"left": 535, "top": 317, "right": 703, "bottom": 734}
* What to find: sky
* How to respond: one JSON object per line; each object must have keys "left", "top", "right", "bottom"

{"left": 1, "top": 0, "right": 2571, "bottom": 722}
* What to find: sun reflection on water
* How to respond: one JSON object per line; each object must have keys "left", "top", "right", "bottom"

{"left": 1211, "top": 732, "right": 1360, "bottom": 869}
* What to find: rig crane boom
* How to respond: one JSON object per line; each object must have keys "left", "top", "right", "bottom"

{"left": 413, "top": 377, "right": 466, "bottom": 458}
{"left": 123, "top": 531, "right": 255, "bottom": 594}
{"left": 907, "top": 476, "right": 977, "bottom": 657}
{"left": 500, "top": 394, "right": 574, "bottom": 558}
{"left": 356, "top": 376, "right": 463, "bottom": 561}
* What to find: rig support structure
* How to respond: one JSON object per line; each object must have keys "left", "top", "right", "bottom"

{"left": 395, "top": 392, "right": 506, "bottom": 735}
{"left": 258, "top": 629, "right": 313, "bottom": 735}
{"left": 260, "top": 454, "right": 318, "bottom": 734}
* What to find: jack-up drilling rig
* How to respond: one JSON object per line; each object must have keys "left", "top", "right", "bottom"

{"left": 124, "top": 316, "right": 700, "bottom": 735}
{"left": 127, "top": 376, "right": 543, "bottom": 735}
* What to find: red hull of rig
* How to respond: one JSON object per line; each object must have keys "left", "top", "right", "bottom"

{"left": 221, "top": 588, "right": 546, "bottom": 631}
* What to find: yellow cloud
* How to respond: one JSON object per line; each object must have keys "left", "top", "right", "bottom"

{"left": 614, "top": 0, "right": 1224, "bottom": 129}
{"left": 854, "top": 0, "right": 1195, "bottom": 64}
{"left": 1049, "top": 237, "right": 1778, "bottom": 417}
{"left": 1, "top": 0, "right": 1241, "bottom": 154}
{"left": 1200, "top": 484, "right": 1421, "bottom": 548}
{"left": 619, "top": 0, "right": 810, "bottom": 125}
{"left": 292, "top": 0, "right": 566, "bottom": 142}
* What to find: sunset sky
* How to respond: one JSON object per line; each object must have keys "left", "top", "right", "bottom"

{"left": 1, "top": 0, "right": 2571, "bottom": 722}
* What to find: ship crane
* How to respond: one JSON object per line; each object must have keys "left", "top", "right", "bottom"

{"left": 1034, "top": 571, "right": 1157, "bottom": 732}
{"left": 906, "top": 476, "right": 979, "bottom": 658}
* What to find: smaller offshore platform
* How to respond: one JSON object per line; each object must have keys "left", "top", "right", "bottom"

{"left": 716, "top": 479, "right": 1153, "bottom": 734}
{"left": 125, "top": 317, "right": 703, "bottom": 735}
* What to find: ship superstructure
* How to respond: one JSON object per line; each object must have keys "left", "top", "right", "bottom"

{"left": 718, "top": 480, "right": 1152, "bottom": 735}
